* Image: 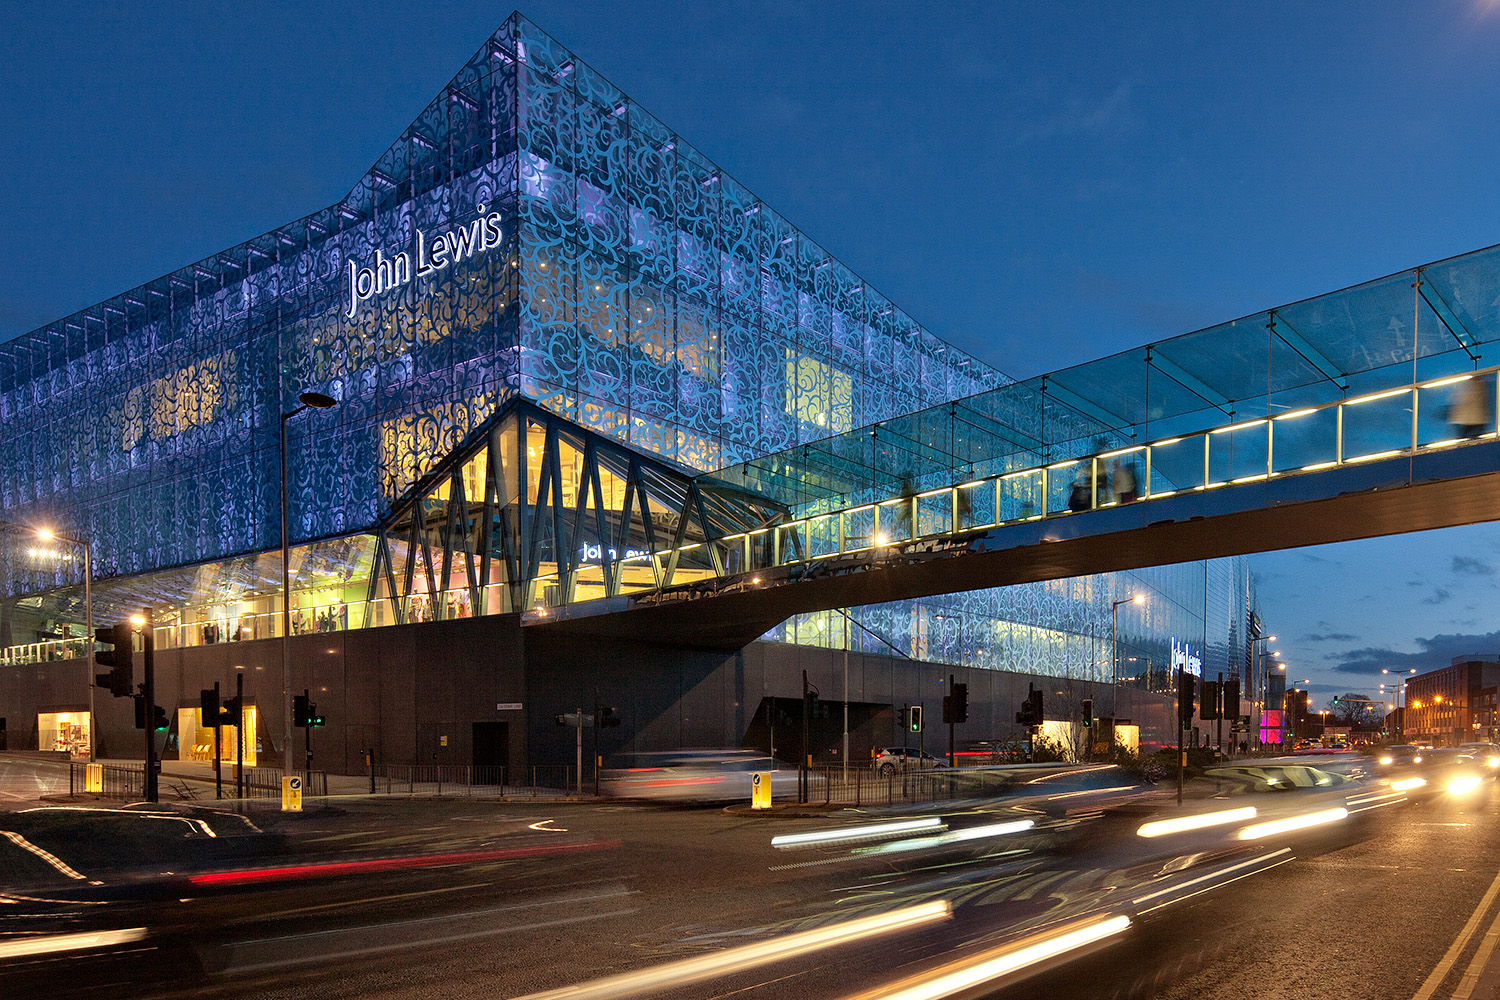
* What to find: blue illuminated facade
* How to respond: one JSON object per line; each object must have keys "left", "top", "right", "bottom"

{"left": 0, "top": 13, "right": 1253, "bottom": 746}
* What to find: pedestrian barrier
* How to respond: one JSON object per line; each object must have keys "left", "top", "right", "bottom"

{"left": 367, "top": 764, "right": 578, "bottom": 798}
{"left": 68, "top": 761, "right": 144, "bottom": 799}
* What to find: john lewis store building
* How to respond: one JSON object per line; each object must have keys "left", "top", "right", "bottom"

{"left": 0, "top": 14, "right": 1253, "bottom": 772}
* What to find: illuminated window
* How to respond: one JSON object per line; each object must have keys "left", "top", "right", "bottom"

{"left": 784, "top": 355, "right": 853, "bottom": 432}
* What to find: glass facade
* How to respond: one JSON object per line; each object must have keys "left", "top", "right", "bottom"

{"left": 1, "top": 14, "right": 1255, "bottom": 700}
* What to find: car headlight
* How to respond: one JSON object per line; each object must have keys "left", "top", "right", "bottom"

{"left": 1488, "top": 757, "right": 1499, "bottom": 768}
{"left": 1449, "top": 775, "right": 1483, "bottom": 795}
{"left": 1379, "top": 756, "right": 1393, "bottom": 765}
{"left": 1414, "top": 756, "right": 1423, "bottom": 764}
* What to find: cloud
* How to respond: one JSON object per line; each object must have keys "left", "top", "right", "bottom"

{"left": 1453, "top": 556, "right": 1496, "bottom": 576}
{"left": 1423, "top": 587, "right": 1455, "bottom": 605}
{"left": 1326, "top": 630, "right": 1500, "bottom": 675}
{"left": 1303, "top": 632, "right": 1357, "bottom": 643}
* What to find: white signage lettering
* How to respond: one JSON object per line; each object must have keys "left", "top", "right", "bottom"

{"left": 1171, "top": 637, "right": 1202, "bottom": 674}
{"left": 579, "top": 544, "right": 649, "bottom": 563}
{"left": 345, "top": 205, "right": 505, "bottom": 318}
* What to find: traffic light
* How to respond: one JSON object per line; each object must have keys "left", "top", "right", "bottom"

{"left": 897, "top": 706, "right": 907, "bottom": 730}
{"left": 94, "top": 623, "right": 133, "bottom": 697}
{"left": 909, "top": 705, "right": 923, "bottom": 733}
{"left": 598, "top": 705, "right": 621, "bottom": 728}
{"left": 1223, "top": 677, "right": 1241, "bottom": 719}
{"left": 221, "top": 696, "right": 242, "bottom": 726}
{"left": 133, "top": 693, "right": 147, "bottom": 730}
{"left": 1081, "top": 698, "right": 1093, "bottom": 727}
{"left": 310, "top": 710, "right": 325, "bottom": 728}
{"left": 1029, "top": 686, "right": 1044, "bottom": 724}
{"left": 293, "top": 693, "right": 312, "bottom": 728}
{"left": 943, "top": 683, "right": 968, "bottom": 724}
{"left": 151, "top": 704, "right": 168, "bottom": 732}
{"left": 1178, "top": 671, "right": 1197, "bottom": 726}
{"left": 200, "top": 688, "right": 218, "bottom": 721}
{"left": 1200, "top": 680, "right": 1221, "bottom": 721}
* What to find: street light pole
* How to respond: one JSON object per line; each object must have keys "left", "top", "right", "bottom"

{"left": 1110, "top": 595, "right": 1143, "bottom": 718}
{"left": 280, "top": 392, "right": 337, "bottom": 794}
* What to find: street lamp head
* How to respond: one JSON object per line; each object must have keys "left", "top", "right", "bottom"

{"left": 128, "top": 614, "right": 146, "bottom": 627}
{"left": 35, "top": 527, "right": 55, "bottom": 540}
{"left": 298, "top": 391, "right": 338, "bottom": 409}
{"left": 1132, "top": 594, "right": 1144, "bottom": 605}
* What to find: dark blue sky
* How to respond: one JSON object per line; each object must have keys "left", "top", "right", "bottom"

{"left": 4, "top": 1, "right": 1500, "bottom": 703}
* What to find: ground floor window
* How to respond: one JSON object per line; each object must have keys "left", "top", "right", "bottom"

{"left": 176, "top": 705, "right": 257, "bottom": 766}
{"left": 38, "top": 709, "right": 90, "bottom": 756}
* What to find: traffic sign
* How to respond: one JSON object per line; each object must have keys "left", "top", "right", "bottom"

{"left": 751, "top": 771, "right": 772, "bottom": 810}
{"left": 281, "top": 775, "right": 303, "bottom": 812}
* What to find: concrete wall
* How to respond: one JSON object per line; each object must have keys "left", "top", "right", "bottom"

{"left": 0, "top": 612, "right": 1180, "bottom": 774}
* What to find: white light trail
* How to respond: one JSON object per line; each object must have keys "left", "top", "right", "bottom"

{"left": 1136, "top": 806, "right": 1258, "bottom": 838}
{"left": 511, "top": 900, "right": 952, "bottom": 1000}
{"left": 771, "top": 817, "right": 945, "bottom": 849}
{"left": 0, "top": 927, "right": 146, "bottom": 960}
{"left": 840, "top": 913, "right": 1130, "bottom": 1000}
{"left": 1235, "top": 807, "right": 1348, "bottom": 840}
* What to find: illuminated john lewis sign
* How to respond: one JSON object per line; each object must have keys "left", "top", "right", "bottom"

{"left": 1171, "top": 637, "right": 1202, "bottom": 674}
{"left": 345, "top": 205, "right": 504, "bottom": 318}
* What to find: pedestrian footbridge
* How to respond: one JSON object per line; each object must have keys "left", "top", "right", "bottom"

{"left": 530, "top": 242, "right": 1500, "bottom": 646}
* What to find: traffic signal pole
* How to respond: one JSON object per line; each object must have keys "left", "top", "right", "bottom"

{"left": 213, "top": 681, "right": 222, "bottom": 800}
{"left": 236, "top": 672, "right": 245, "bottom": 801}
{"left": 947, "top": 673, "right": 956, "bottom": 769}
{"left": 142, "top": 612, "right": 158, "bottom": 804}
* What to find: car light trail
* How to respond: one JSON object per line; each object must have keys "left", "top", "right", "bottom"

{"left": 511, "top": 900, "right": 952, "bottom": 1000}
{"left": 0, "top": 830, "right": 93, "bottom": 882}
{"left": 1136, "top": 806, "right": 1257, "bottom": 838}
{"left": 1235, "top": 807, "right": 1348, "bottom": 840}
{"left": 771, "top": 818, "right": 945, "bottom": 849}
{"left": 0, "top": 927, "right": 146, "bottom": 960}
{"left": 838, "top": 913, "right": 1131, "bottom": 1000}
{"left": 855, "top": 820, "right": 1035, "bottom": 855}
{"left": 1392, "top": 777, "right": 1427, "bottom": 791}
{"left": 187, "top": 840, "right": 618, "bottom": 886}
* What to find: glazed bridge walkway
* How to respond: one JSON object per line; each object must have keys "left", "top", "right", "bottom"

{"left": 533, "top": 238, "right": 1500, "bottom": 648}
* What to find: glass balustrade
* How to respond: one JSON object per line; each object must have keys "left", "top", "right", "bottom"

{"left": 5, "top": 364, "right": 1499, "bottom": 668}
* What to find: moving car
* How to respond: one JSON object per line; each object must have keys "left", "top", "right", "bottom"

{"left": 872, "top": 747, "right": 946, "bottom": 776}
{"left": 1458, "top": 742, "right": 1500, "bottom": 768}
{"left": 598, "top": 749, "right": 798, "bottom": 802}
{"left": 1376, "top": 744, "right": 1423, "bottom": 767}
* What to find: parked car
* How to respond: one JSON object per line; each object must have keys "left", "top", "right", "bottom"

{"left": 872, "top": 747, "right": 946, "bottom": 776}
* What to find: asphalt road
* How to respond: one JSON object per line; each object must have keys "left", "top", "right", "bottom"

{"left": 2, "top": 759, "right": 1499, "bottom": 1000}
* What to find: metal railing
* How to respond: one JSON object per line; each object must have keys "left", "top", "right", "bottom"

{"left": 68, "top": 761, "right": 144, "bottom": 799}
{"left": 368, "top": 764, "right": 579, "bottom": 797}
{"left": 733, "top": 366, "right": 1500, "bottom": 574}
{"left": 243, "top": 767, "right": 328, "bottom": 798}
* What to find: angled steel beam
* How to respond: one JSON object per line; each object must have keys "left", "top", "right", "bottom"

{"left": 1148, "top": 348, "right": 1232, "bottom": 412}
{"left": 1268, "top": 311, "right": 1349, "bottom": 390}
{"left": 1041, "top": 375, "right": 1132, "bottom": 430}
{"left": 1417, "top": 270, "right": 1481, "bottom": 361}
